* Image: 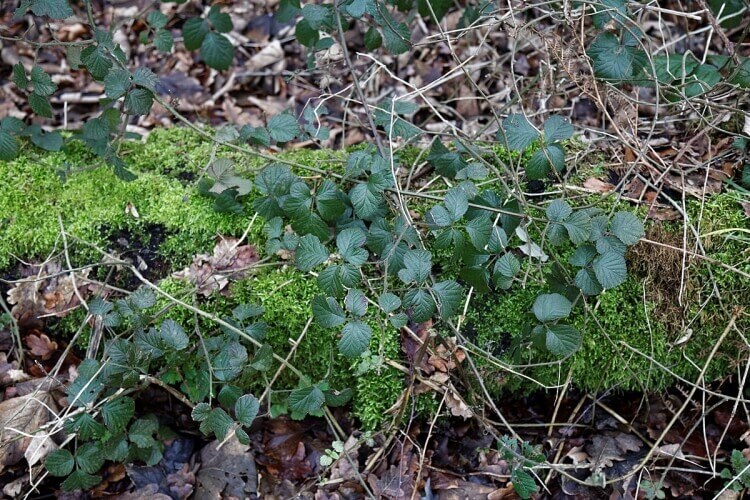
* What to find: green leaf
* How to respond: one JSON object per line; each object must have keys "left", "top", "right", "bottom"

{"left": 444, "top": 188, "right": 468, "bottom": 221}
{"left": 316, "top": 179, "right": 345, "bottom": 221}
{"left": 30, "top": 129, "right": 62, "bottom": 151}
{"left": 76, "top": 442, "right": 104, "bottom": 474}
{"left": 160, "top": 319, "right": 189, "bottom": 350}
{"left": 81, "top": 45, "right": 113, "bottom": 80}
{"left": 562, "top": 211, "right": 592, "bottom": 245}
{"left": 610, "top": 212, "right": 644, "bottom": 245}
{"left": 546, "top": 199, "right": 572, "bottom": 222}
{"left": 730, "top": 57, "right": 750, "bottom": 88}
{"left": 350, "top": 183, "right": 386, "bottom": 220}
{"left": 398, "top": 249, "right": 432, "bottom": 284}
{"left": 339, "top": 320, "right": 372, "bottom": 357}
{"left": 288, "top": 385, "right": 325, "bottom": 419}
{"left": 129, "top": 417, "right": 159, "bottom": 448}
{"left": 543, "top": 115, "right": 573, "bottom": 143}
{"left": 545, "top": 324, "right": 581, "bottom": 356}
{"left": 533, "top": 293, "right": 572, "bottom": 322}
{"left": 588, "top": 32, "right": 647, "bottom": 81}
{"left": 191, "top": 403, "right": 211, "bottom": 422}
{"left": 575, "top": 268, "right": 603, "bottom": 295}
{"left": 201, "top": 32, "right": 233, "bottom": 71}
{"left": 104, "top": 69, "right": 131, "bottom": 99}
{"left": 214, "top": 342, "right": 248, "bottom": 381}
{"left": 182, "top": 17, "right": 209, "bottom": 51}
{"left": 596, "top": 234, "right": 628, "bottom": 255}
{"left": 379, "top": 292, "right": 401, "bottom": 313}
{"left": 495, "top": 253, "right": 520, "bottom": 277}
{"left": 526, "top": 144, "right": 565, "bottom": 179}
{"left": 30, "top": 66, "right": 57, "bottom": 96}
{"left": 130, "top": 287, "right": 156, "bottom": 309}
{"left": 403, "top": 288, "right": 436, "bottom": 323}
{"left": 325, "top": 388, "right": 353, "bottom": 407}
{"left": 124, "top": 88, "right": 154, "bottom": 115}
{"left": 593, "top": 251, "right": 627, "bottom": 289}
{"left": 22, "top": 0, "right": 74, "bottom": 19}
{"left": 267, "top": 112, "right": 300, "bottom": 143}
{"left": 344, "top": 289, "right": 368, "bottom": 317}
{"left": 511, "top": 468, "right": 539, "bottom": 499}
{"left": 296, "top": 234, "right": 329, "bottom": 272}
{"left": 29, "top": 92, "right": 53, "bottom": 118}
{"left": 466, "top": 214, "right": 493, "bottom": 250}
{"left": 501, "top": 114, "right": 538, "bottom": 151}
{"left": 233, "top": 304, "right": 264, "bottom": 321}
{"left": 301, "top": 3, "right": 331, "bottom": 29}
{"left": 218, "top": 385, "right": 242, "bottom": 408}
{"left": 0, "top": 130, "right": 19, "bottom": 161}
{"left": 154, "top": 29, "right": 174, "bottom": 52}
{"left": 592, "top": 0, "right": 628, "bottom": 29}
{"left": 428, "top": 205, "right": 452, "bottom": 228}
{"left": 12, "top": 63, "right": 28, "bottom": 90}
{"left": 382, "top": 21, "right": 411, "bottom": 55}
{"left": 336, "top": 228, "right": 368, "bottom": 266}
{"left": 66, "top": 359, "right": 103, "bottom": 407}
{"left": 312, "top": 295, "right": 347, "bottom": 327}
{"left": 432, "top": 280, "right": 462, "bottom": 319}
{"left": 62, "top": 470, "right": 101, "bottom": 492}
{"left": 569, "top": 244, "right": 597, "bottom": 267}
{"left": 147, "top": 10, "right": 167, "bottom": 28}
{"left": 46, "top": 449, "right": 75, "bottom": 477}
{"left": 390, "top": 312, "right": 409, "bottom": 328}
{"left": 292, "top": 212, "right": 329, "bottom": 241}
{"left": 207, "top": 5, "right": 233, "bottom": 33}
{"left": 200, "top": 408, "right": 234, "bottom": 440}
{"left": 235, "top": 394, "right": 260, "bottom": 426}
{"left": 364, "top": 27, "right": 382, "bottom": 50}
{"left": 64, "top": 413, "right": 105, "bottom": 440}
{"left": 295, "top": 18, "right": 319, "bottom": 47}
{"left": 101, "top": 397, "right": 135, "bottom": 432}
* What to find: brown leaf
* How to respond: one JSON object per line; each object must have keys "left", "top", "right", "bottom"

{"left": 583, "top": 177, "right": 615, "bottom": 193}
{"left": 25, "top": 331, "right": 58, "bottom": 360}
{"left": 173, "top": 238, "right": 258, "bottom": 296}
{"left": 0, "top": 392, "right": 56, "bottom": 472}
{"left": 195, "top": 435, "right": 257, "bottom": 499}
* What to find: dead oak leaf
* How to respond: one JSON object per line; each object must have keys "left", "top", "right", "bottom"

{"left": 25, "top": 331, "right": 58, "bottom": 360}
{"left": 173, "top": 238, "right": 258, "bottom": 297}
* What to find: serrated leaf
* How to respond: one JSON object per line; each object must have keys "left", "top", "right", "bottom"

{"left": 22, "top": 0, "right": 74, "bottom": 19}
{"left": 575, "top": 268, "right": 603, "bottom": 295}
{"left": 390, "top": 312, "right": 409, "bottom": 328}
{"left": 382, "top": 20, "right": 411, "bottom": 55}
{"left": 543, "top": 115, "right": 573, "bottom": 143}
{"left": 30, "top": 66, "right": 57, "bottom": 96}
{"left": 130, "top": 287, "right": 156, "bottom": 309}
{"left": 588, "top": 32, "right": 647, "bottom": 81}
{"left": 154, "top": 28, "right": 174, "bottom": 52}
{"left": 432, "top": 280, "right": 462, "bottom": 319}
{"left": 337, "top": 227, "right": 368, "bottom": 266}
{"left": 101, "top": 397, "right": 135, "bottom": 432}
{"left": 0, "top": 130, "right": 19, "bottom": 161}
{"left": 511, "top": 468, "right": 539, "bottom": 499}
{"left": 81, "top": 45, "right": 112, "bottom": 80}
{"left": 562, "top": 211, "right": 592, "bottom": 245}
{"left": 124, "top": 88, "right": 154, "bottom": 115}
{"left": 233, "top": 303, "right": 264, "bottom": 321}
{"left": 105, "top": 68, "right": 131, "bottom": 99}
{"left": 182, "top": 17, "right": 208, "bottom": 51}
{"left": 350, "top": 183, "right": 386, "bottom": 220}
{"left": 526, "top": 144, "right": 565, "bottom": 179}
{"left": 191, "top": 403, "right": 211, "bottom": 422}
{"left": 267, "top": 112, "right": 300, "bottom": 143}
{"left": 399, "top": 249, "right": 432, "bottom": 284}
{"left": 403, "top": 288, "right": 436, "bottom": 323}
{"left": 596, "top": 234, "right": 628, "bottom": 255}
{"left": 610, "top": 212, "right": 644, "bottom": 245}
{"left": 533, "top": 293, "right": 572, "bottom": 322}
{"left": 214, "top": 342, "right": 248, "bottom": 381}
{"left": 147, "top": 10, "right": 167, "bottom": 28}
{"left": 288, "top": 385, "right": 325, "bottom": 419}
{"left": 76, "top": 442, "right": 104, "bottom": 474}
{"left": 29, "top": 92, "right": 53, "bottom": 118}
{"left": 45, "top": 449, "right": 74, "bottom": 477}
{"left": 200, "top": 408, "right": 233, "bottom": 440}
{"left": 593, "top": 251, "right": 628, "bottom": 289}
{"left": 296, "top": 234, "right": 329, "bottom": 272}
{"left": 218, "top": 385, "right": 242, "bottom": 408}
{"left": 207, "top": 5, "right": 233, "bottom": 33}
{"left": 295, "top": 18, "right": 319, "bottom": 47}
{"left": 569, "top": 244, "right": 597, "bottom": 267}
{"left": 235, "top": 394, "right": 260, "bottom": 426}
{"left": 364, "top": 27, "right": 382, "bottom": 50}
{"left": 312, "top": 295, "right": 346, "bottom": 327}
{"left": 28, "top": 128, "right": 61, "bottom": 151}
{"left": 316, "top": 179, "right": 345, "bottom": 221}
{"left": 339, "top": 320, "right": 372, "bottom": 357}
{"left": 501, "top": 114, "right": 538, "bottom": 151}
{"left": 301, "top": 3, "right": 331, "bottom": 29}
{"left": 160, "top": 319, "right": 188, "bottom": 350}
{"left": 544, "top": 324, "right": 581, "bottom": 357}
{"left": 12, "top": 63, "right": 28, "bottom": 90}
{"left": 201, "top": 31, "right": 233, "bottom": 70}
{"left": 546, "top": 199, "right": 572, "bottom": 222}
{"left": 379, "top": 292, "right": 401, "bottom": 313}
{"left": 132, "top": 67, "right": 158, "bottom": 92}
{"left": 62, "top": 470, "right": 101, "bottom": 492}
{"left": 344, "top": 289, "right": 368, "bottom": 317}
{"left": 466, "top": 214, "right": 492, "bottom": 250}
{"left": 495, "top": 253, "right": 520, "bottom": 277}
{"left": 325, "top": 388, "right": 353, "bottom": 407}
{"left": 444, "top": 188, "right": 468, "bottom": 221}
{"left": 317, "top": 265, "right": 345, "bottom": 297}
{"left": 428, "top": 205, "right": 453, "bottom": 228}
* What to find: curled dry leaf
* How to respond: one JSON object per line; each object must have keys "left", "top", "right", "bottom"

{"left": 24, "top": 331, "right": 58, "bottom": 360}
{"left": 583, "top": 177, "right": 615, "bottom": 193}
{"left": 173, "top": 238, "right": 259, "bottom": 296}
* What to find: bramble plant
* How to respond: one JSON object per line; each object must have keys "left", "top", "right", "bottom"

{"left": 7, "top": 0, "right": 743, "bottom": 494}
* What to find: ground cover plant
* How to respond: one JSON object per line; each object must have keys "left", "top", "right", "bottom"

{"left": 0, "top": 0, "right": 749, "bottom": 497}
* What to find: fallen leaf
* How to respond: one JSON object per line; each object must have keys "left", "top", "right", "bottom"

{"left": 583, "top": 177, "right": 615, "bottom": 192}
{"left": 445, "top": 385, "right": 473, "bottom": 419}
{"left": 25, "top": 433, "right": 57, "bottom": 467}
{"left": 25, "top": 331, "right": 58, "bottom": 360}
{"left": 0, "top": 392, "right": 57, "bottom": 472}
{"left": 173, "top": 238, "right": 258, "bottom": 296}
{"left": 195, "top": 435, "right": 257, "bottom": 499}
